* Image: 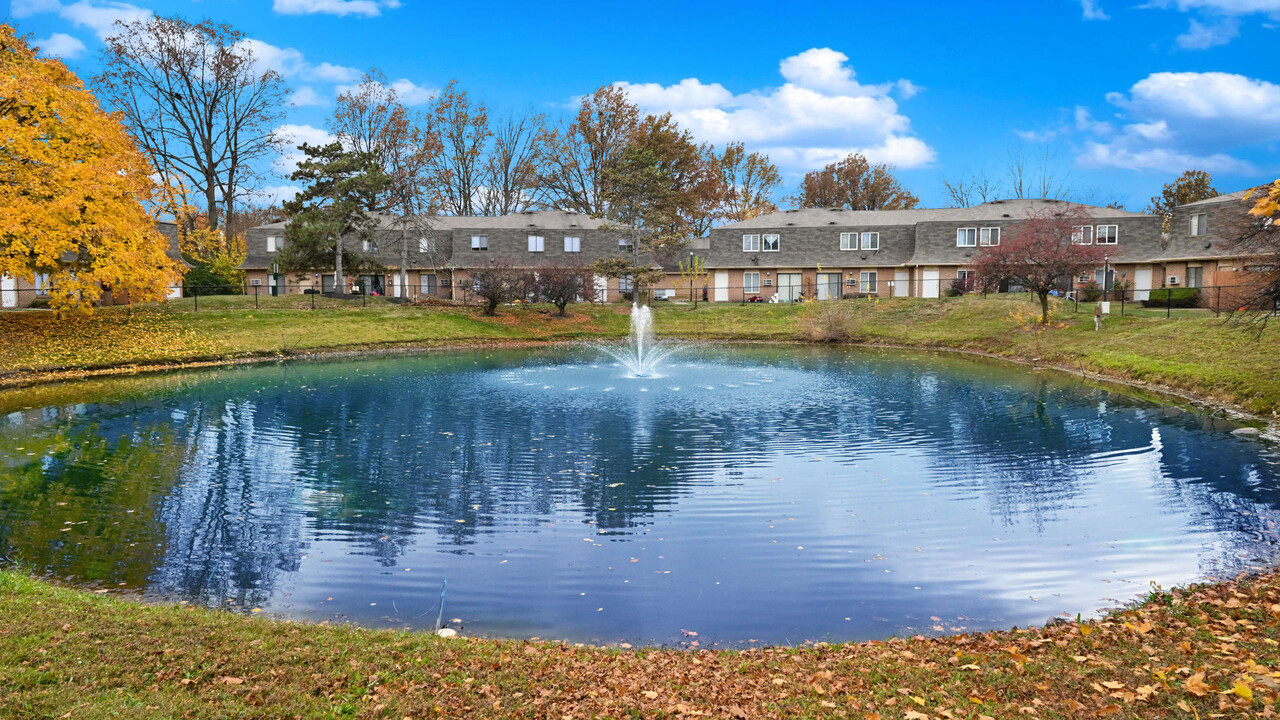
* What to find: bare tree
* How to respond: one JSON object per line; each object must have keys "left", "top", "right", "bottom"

{"left": 942, "top": 169, "right": 1003, "bottom": 207}
{"left": 330, "top": 70, "right": 442, "bottom": 296}
{"left": 468, "top": 262, "right": 520, "bottom": 315}
{"left": 93, "top": 16, "right": 288, "bottom": 230}
{"left": 426, "top": 80, "right": 490, "bottom": 216}
{"left": 536, "top": 263, "right": 597, "bottom": 316}
{"left": 479, "top": 111, "right": 547, "bottom": 215}
{"left": 718, "top": 142, "right": 783, "bottom": 222}
{"left": 539, "top": 84, "right": 640, "bottom": 216}
{"left": 999, "top": 143, "right": 1072, "bottom": 201}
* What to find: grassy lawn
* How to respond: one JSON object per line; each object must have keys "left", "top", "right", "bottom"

{"left": 1, "top": 294, "right": 1277, "bottom": 415}
{"left": 2, "top": 567, "right": 1277, "bottom": 719}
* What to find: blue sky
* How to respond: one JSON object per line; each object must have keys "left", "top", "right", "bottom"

{"left": 9, "top": 0, "right": 1280, "bottom": 210}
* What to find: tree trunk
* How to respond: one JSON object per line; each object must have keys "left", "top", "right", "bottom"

{"left": 400, "top": 238, "right": 409, "bottom": 300}
{"left": 334, "top": 234, "right": 345, "bottom": 294}
{"left": 205, "top": 187, "right": 220, "bottom": 231}
{"left": 1039, "top": 291, "right": 1050, "bottom": 325}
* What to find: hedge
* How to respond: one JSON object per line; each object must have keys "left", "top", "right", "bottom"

{"left": 1141, "top": 287, "right": 1201, "bottom": 308}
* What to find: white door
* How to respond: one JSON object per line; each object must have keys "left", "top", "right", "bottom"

{"left": 1, "top": 275, "right": 15, "bottom": 308}
{"left": 713, "top": 272, "right": 729, "bottom": 302}
{"left": 777, "top": 273, "right": 802, "bottom": 301}
{"left": 1134, "top": 266, "right": 1152, "bottom": 302}
{"left": 922, "top": 268, "right": 940, "bottom": 298}
{"left": 392, "top": 272, "right": 402, "bottom": 298}
{"left": 893, "top": 270, "right": 909, "bottom": 297}
{"left": 594, "top": 274, "right": 608, "bottom": 303}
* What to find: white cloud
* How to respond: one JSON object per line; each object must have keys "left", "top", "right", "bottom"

{"left": 895, "top": 79, "right": 923, "bottom": 99}
{"left": 1076, "top": 71, "right": 1280, "bottom": 173}
{"left": 272, "top": 0, "right": 398, "bottom": 17}
{"left": 1074, "top": 106, "right": 1114, "bottom": 135}
{"left": 34, "top": 32, "right": 87, "bottom": 58}
{"left": 290, "top": 86, "right": 326, "bottom": 107}
{"left": 236, "top": 39, "right": 362, "bottom": 85}
{"left": 1176, "top": 17, "right": 1242, "bottom": 47}
{"left": 1014, "top": 128, "right": 1061, "bottom": 142}
{"left": 1081, "top": 0, "right": 1111, "bottom": 20}
{"left": 274, "top": 124, "right": 338, "bottom": 175}
{"left": 334, "top": 78, "right": 438, "bottom": 106}
{"left": 256, "top": 185, "right": 302, "bottom": 205}
{"left": 310, "top": 62, "right": 362, "bottom": 83}
{"left": 611, "top": 47, "right": 934, "bottom": 173}
{"left": 13, "top": 0, "right": 153, "bottom": 40}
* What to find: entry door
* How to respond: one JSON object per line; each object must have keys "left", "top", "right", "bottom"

{"left": 421, "top": 273, "right": 437, "bottom": 296}
{"left": 816, "top": 273, "right": 842, "bottom": 300}
{"left": 392, "top": 272, "right": 402, "bottom": 298}
{"left": 776, "top": 273, "right": 802, "bottom": 301}
{"left": 594, "top": 274, "right": 608, "bottom": 303}
{"left": 893, "top": 270, "right": 909, "bottom": 297}
{"left": 1133, "top": 266, "right": 1152, "bottom": 301}
{"left": 713, "top": 271, "right": 729, "bottom": 302}
{"left": 921, "top": 268, "right": 940, "bottom": 298}
{"left": 1, "top": 275, "right": 16, "bottom": 308}
{"left": 268, "top": 274, "right": 279, "bottom": 297}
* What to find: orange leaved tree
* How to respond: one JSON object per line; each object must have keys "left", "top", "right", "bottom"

{"left": 0, "top": 24, "right": 180, "bottom": 312}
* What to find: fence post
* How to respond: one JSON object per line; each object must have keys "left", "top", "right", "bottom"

{"left": 1167, "top": 293, "right": 1171, "bottom": 319}
{"left": 1214, "top": 286, "right": 1221, "bottom": 317}
{"left": 255, "top": 285, "right": 259, "bottom": 309}
{"left": 194, "top": 289, "right": 198, "bottom": 312}
{"left": 1074, "top": 295, "right": 1078, "bottom": 314}
{"left": 362, "top": 285, "right": 366, "bottom": 307}
{"left": 311, "top": 289, "right": 315, "bottom": 310}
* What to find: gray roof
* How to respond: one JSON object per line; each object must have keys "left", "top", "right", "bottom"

{"left": 720, "top": 198, "right": 1152, "bottom": 230}
{"left": 1178, "top": 189, "right": 1255, "bottom": 208}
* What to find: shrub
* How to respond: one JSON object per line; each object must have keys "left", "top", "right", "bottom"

{"left": 1141, "top": 287, "right": 1201, "bottom": 308}
{"left": 183, "top": 265, "right": 241, "bottom": 296}
{"left": 799, "top": 303, "right": 860, "bottom": 342}
{"left": 1080, "top": 280, "right": 1102, "bottom": 302}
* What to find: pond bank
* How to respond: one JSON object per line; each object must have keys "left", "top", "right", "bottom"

{"left": 2, "top": 567, "right": 1276, "bottom": 718}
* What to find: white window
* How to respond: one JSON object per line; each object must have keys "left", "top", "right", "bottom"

{"left": 563, "top": 236, "right": 581, "bottom": 252}
{"left": 418, "top": 237, "right": 435, "bottom": 253}
{"left": 861, "top": 232, "right": 879, "bottom": 250}
{"left": 362, "top": 238, "right": 378, "bottom": 252}
{"left": 742, "top": 234, "right": 761, "bottom": 252}
{"left": 618, "top": 237, "right": 634, "bottom": 253}
{"left": 762, "top": 234, "right": 780, "bottom": 252}
{"left": 528, "top": 235, "right": 545, "bottom": 252}
{"left": 1072, "top": 225, "right": 1094, "bottom": 245}
{"left": 744, "top": 272, "right": 761, "bottom": 294}
{"left": 860, "top": 270, "right": 878, "bottom": 293}
{"left": 618, "top": 275, "right": 634, "bottom": 293}
{"left": 956, "top": 228, "right": 977, "bottom": 247}
{"left": 471, "top": 236, "right": 488, "bottom": 251}
{"left": 1190, "top": 213, "right": 1207, "bottom": 236}
{"left": 840, "top": 232, "right": 857, "bottom": 250}
{"left": 266, "top": 236, "right": 281, "bottom": 252}
{"left": 1097, "top": 225, "right": 1118, "bottom": 245}
{"left": 33, "top": 273, "right": 50, "bottom": 294}
{"left": 979, "top": 227, "right": 1000, "bottom": 246}
{"left": 249, "top": 278, "right": 262, "bottom": 286}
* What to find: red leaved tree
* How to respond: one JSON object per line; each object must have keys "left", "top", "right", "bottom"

{"left": 974, "top": 205, "right": 1108, "bottom": 324}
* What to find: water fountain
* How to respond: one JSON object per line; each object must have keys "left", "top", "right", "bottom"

{"left": 594, "top": 303, "right": 683, "bottom": 377}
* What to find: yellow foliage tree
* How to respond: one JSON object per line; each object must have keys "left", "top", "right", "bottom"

{"left": 1250, "top": 179, "right": 1280, "bottom": 219}
{"left": 0, "top": 24, "right": 180, "bottom": 312}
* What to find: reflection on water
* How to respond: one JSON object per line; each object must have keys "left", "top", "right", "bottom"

{"left": 1, "top": 346, "right": 1278, "bottom": 646}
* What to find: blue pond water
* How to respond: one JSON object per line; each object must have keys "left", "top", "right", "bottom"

{"left": 1, "top": 345, "right": 1277, "bottom": 647}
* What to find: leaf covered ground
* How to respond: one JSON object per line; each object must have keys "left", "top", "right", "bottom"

{"left": 1, "top": 569, "right": 1278, "bottom": 718}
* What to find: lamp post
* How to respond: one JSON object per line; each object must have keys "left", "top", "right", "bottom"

{"left": 689, "top": 251, "right": 695, "bottom": 306}
{"left": 1103, "top": 255, "right": 1111, "bottom": 302}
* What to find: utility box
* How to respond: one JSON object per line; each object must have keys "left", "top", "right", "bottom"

{"left": 1099, "top": 301, "right": 1111, "bottom": 315}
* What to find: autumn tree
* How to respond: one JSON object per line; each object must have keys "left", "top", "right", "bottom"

{"left": 480, "top": 111, "right": 548, "bottom": 215}
{"left": 536, "top": 263, "right": 596, "bottom": 316}
{"left": 718, "top": 142, "right": 782, "bottom": 222}
{"left": 540, "top": 84, "right": 640, "bottom": 216}
{"left": 0, "top": 24, "right": 180, "bottom": 312}
{"left": 792, "top": 153, "right": 920, "bottom": 210}
{"left": 93, "top": 16, "right": 288, "bottom": 231}
{"left": 426, "top": 80, "right": 490, "bottom": 216}
{"left": 278, "top": 143, "right": 389, "bottom": 292}
{"left": 974, "top": 205, "right": 1108, "bottom": 324}
{"left": 1146, "top": 170, "right": 1219, "bottom": 233}
{"left": 1227, "top": 180, "right": 1280, "bottom": 327}
{"left": 330, "top": 70, "right": 442, "bottom": 295}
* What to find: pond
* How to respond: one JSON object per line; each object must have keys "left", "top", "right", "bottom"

{"left": 1, "top": 345, "right": 1278, "bottom": 647}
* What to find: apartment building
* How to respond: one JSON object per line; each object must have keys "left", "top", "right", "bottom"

{"left": 1162, "top": 189, "right": 1275, "bottom": 309}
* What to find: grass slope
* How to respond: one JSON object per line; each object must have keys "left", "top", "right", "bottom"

{"left": 1, "top": 569, "right": 1277, "bottom": 718}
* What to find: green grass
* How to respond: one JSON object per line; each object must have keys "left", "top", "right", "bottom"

{"left": 1, "top": 566, "right": 1277, "bottom": 718}
{"left": 2, "top": 294, "right": 1277, "bottom": 415}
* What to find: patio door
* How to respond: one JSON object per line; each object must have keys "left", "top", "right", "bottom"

{"left": 421, "top": 273, "right": 437, "bottom": 296}
{"left": 776, "top": 273, "right": 802, "bottom": 301}
{"left": 816, "top": 273, "right": 842, "bottom": 300}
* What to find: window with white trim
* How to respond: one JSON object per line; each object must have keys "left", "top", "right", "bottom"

{"left": 563, "top": 236, "right": 581, "bottom": 252}
{"left": 1190, "top": 213, "right": 1207, "bottom": 236}
{"left": 840, "top": 232, "right": 858, "bottom": 250}
{"left": 956, "top": 228, "right": 977, "bottom": 247}
{"left": 762, "top": 234, "right": 780, "bottom": 252}
{"left": 618, "top": 237, "right": 634, "bottom": 253}
{"left": 418, "top": 237, "right": 435, "bottom": 253}
{"left": 979, "top": 227, "right": 1000, "bottom": 246}
{"left": 33, "top": 273, "right": 50, "bottom": 294}
{"left": 249, "top": 278, "right": 262, "bottom": 286}
{"left": 362, "top": 238, "right": 379, "bottom": 252}
{"left": 744, "top": 272, "right": 761, "bottom": 294}
{"left": 742, "top": 234, "right": 761, "bottom": 252}
{"left": 861, "top": 232, "right": 879, "bottom": 250}
{"left": 860, "top": 270, "right": 878, "bottom": 293}
{"left": 618, "top": 275, "right": 634, "bottom": 293}
{"left": 266, "top": 236, "right": 281, "bottom": 252}
{"left": 1072, "top": 225, "right": 1094, "bottom": 245}
{"left": 1096, "top": 225, "right": 1118, "bottom": 245}
{"left": 471, "top": 235, "right": 488, "bottom": 251}
{"left": 528, "top": 235, "right": 545, "bottom": 252}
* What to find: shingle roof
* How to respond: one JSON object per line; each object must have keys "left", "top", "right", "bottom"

{"left": 719, "top": 198, "right": 1152, "bottom": 230}
{"left": 1178, "top": 189, "right": 1255, "bottom": 208}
